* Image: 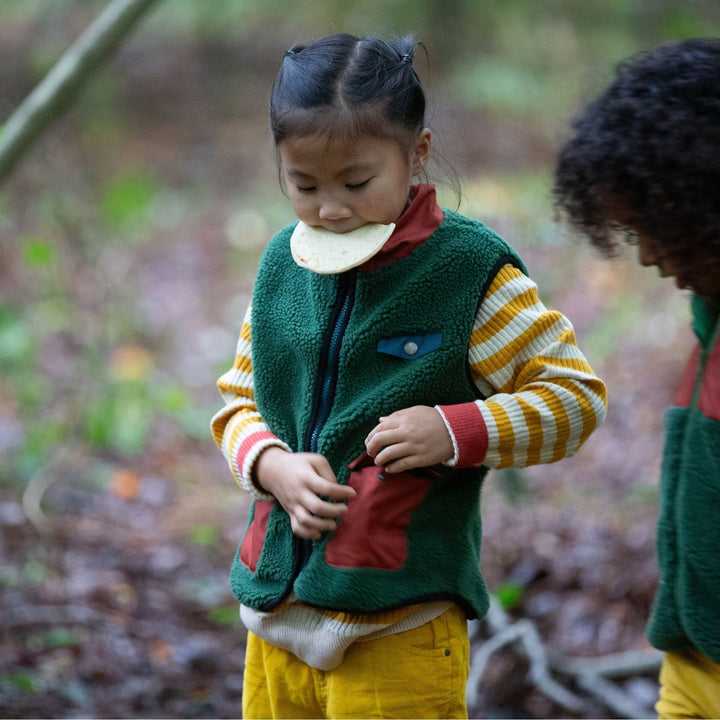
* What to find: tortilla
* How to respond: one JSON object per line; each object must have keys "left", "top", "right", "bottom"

{"left": 290, "top": 221, "right": 396, "bottom": 274}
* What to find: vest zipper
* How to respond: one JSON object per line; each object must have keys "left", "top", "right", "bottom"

{"left": 264, "top": 270, "right": 357, "bottom": 611}
{"left": 304, "top": 269, "right": 357, "bottom": 452}
{"left": 300, "top": 270, "right": 357, "bottom": 571}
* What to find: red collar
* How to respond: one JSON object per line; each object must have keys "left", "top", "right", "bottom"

{"left": 359, "top": 184, "right": 444, "bottom": 271}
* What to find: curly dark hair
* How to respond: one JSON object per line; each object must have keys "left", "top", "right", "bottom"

{"left": 553, "top": 38, "right": 720, "bottom": 276}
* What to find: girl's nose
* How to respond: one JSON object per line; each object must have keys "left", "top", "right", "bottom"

{"left": 637, "top": 236, "right": 658, "bottom": 267}
{"left": 318, "top": 198, "right": 352, "bottom": 221}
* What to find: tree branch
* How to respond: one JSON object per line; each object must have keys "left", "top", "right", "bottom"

{"left": 467, "top": 598, "right": 663, "bottom": 718}
{"left": 0, "top": 0, "right": 160, "bottom": 186}
{"left": 467, "top": 617, "right": 588, "bottom": 713}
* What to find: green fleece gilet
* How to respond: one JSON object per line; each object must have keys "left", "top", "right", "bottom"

{"left": 230, "top": 210, "right": 525, "bottom": 618}
{"left": 646, "top": 295, "right": 720, "bottom": 663}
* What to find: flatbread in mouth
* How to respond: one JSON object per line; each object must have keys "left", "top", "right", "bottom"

{"left": 290, "top": 221, "right": 396, "bottom": 274}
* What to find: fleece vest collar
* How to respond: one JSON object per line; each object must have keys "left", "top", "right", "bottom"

{"left": 359, "top": 184, "right": 444, "bottom": 271}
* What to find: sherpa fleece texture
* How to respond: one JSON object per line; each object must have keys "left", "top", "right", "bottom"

{"left": 646, "top": 295, "right": 720, "bottom": 664}
{"left": 229, "top": 210, "right": 524, "bottom": 618}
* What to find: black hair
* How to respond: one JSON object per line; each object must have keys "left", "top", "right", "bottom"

{"left": 553, "top": 38, "right": 720, "bottom": 275}
{"left": 270, "top": 33, "right": 426, "bottom": 148}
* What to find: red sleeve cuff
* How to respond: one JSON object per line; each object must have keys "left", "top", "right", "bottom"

{"left": 236, "top": 431, "right": 287, "bottom": 500}
{"left": 436, "top": 402, "right": 489, "bottom": 467}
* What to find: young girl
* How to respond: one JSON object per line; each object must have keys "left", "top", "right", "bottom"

{"left": 212, "top": 33, "right": 607, "bottom": 719}
{"left": 554, "top": 37, "right": 720, "bottom": 720}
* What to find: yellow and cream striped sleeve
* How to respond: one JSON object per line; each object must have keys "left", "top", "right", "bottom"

{"left": 210, "top": 304, "right": 289, "bottom": 499}
{"left": 437, "top": 264, "right": 607, "bottom": 469}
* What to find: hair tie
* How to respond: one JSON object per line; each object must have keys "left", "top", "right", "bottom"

{"left": 284, "top": 44, "right": 304, "bottom": 58}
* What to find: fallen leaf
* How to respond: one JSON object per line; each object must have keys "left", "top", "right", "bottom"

{"left": 110, "top": 470, "right": 141, "bottom": 500}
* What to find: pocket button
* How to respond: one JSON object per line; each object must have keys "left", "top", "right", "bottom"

{"left": 403, "top": 341, "right": 419, "bottom": 356}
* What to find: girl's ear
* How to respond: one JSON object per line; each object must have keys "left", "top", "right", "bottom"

{"left": 411, "top": 129, "right": 432, "bottom": 175}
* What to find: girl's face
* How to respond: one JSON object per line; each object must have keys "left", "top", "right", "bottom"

{"left": 606, "top": 201, "right": 719, "bottom": 297}
{"left": 278, "top": 130, "right": 431, "bottom": 234}
{"left": 635, "top": 233, "right": 719, "bottom": 297}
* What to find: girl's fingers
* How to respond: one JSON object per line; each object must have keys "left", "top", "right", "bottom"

{"left": 374, "top": 441, "right": 411, "bottom": 467}
{"left": 313, "top": 479, "right": 356, "bottom": 501}
{"left": 365, "top": 427, "right": 402, "bottom": 457}
{"left": 305, "top": 493, "right": 351, "bottom": 519}
{"left": 292, "top": 508, "right": 338, "bottom": 539}
{"left": 306, "top": 455, "right": 356, "bottom": 499}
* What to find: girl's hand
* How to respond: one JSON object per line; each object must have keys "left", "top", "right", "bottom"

{"left": 364, "top": 406, "right": 454, "bottom": 473}
{"left": 254, "top": 447, "right": 356, "bottom": 540}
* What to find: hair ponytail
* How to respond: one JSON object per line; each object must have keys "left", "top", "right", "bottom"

{"left": 394, "top": 36, "right": 418, "bottom": 66}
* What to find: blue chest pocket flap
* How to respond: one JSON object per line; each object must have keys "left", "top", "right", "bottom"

{"left": 377, "top": 332, "right": 443, "bottom": 360}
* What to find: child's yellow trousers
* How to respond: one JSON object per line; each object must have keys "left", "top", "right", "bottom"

{"left": 242, "top": 604, "right": 470, "bottom": 719}
{"left": 656, "top": 648, "right": 720, "bottom": 718}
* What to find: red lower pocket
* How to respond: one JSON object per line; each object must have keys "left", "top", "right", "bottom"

{"left": 239, "top": 500, "right": 275, "bottom": 572}
{"left": 324, "top": 459, "right": 433, "bottom": 570}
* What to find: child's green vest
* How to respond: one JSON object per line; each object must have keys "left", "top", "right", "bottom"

{"left": 646, "top": 296, "right": 720, "bottom": 663}
{"left": 231, "top": 211, "right": 525, "bottom": 618}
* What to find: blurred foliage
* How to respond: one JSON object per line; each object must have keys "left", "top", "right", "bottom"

{"left": 493, "top": 580, "right": 526, "bottom": 611}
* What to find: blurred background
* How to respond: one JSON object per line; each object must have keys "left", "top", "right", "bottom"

{"left": 1, "top": 1, "right": 719, "bottom": 717}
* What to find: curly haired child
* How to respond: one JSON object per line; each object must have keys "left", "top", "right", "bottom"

{"left": 213, "top": 33, "right": 607, "bottom": 719}
{"left": 554, "top": 37, "right": 720, "bottom": 719}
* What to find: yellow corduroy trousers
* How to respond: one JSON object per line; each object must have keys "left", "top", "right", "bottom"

{"left": 242, "top": 604, "right": 470, "bottom": 719}
{"left": 656, "top": 649, "right": 720, "bottom": 719}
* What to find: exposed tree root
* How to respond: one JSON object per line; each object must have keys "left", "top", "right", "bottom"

{"left": 467, "top": 598, "right": 663, "bottom": 718}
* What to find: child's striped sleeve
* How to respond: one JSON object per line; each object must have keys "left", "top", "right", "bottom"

{"left": 210, "top": 304, "right": 289, "bottom": 499}
{"left": 436, "top": 264, "right": 607, "bottom": 469}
